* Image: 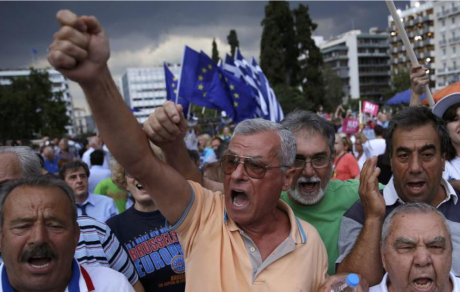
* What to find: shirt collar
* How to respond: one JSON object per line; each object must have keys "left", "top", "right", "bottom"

{"left": 81, "top": 193, "right": 96, "bottom": 207}
{"left": 383, "top": 177, "right": 458, "bottom": 206}
{"left": 1, "top": 259, "right": 82, "bottom": 292}
{"left": 223, "top": 199, "right": 307, "bottom": 244}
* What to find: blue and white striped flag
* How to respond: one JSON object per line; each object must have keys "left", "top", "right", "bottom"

{"left": 223, "top": 48, "right": 283, "bottom": 122}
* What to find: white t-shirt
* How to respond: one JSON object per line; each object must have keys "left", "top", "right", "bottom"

{"left": 444, "top": 156, "right": 460, "bottom": 181}
{"left": 370, "top": 272, "right": 460, "bottom": 292}
{"left": 363, "top": 138, "right": 386, "bottom": 158}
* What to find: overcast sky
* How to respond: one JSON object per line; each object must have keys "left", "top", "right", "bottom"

{"left": 0, "top": 1, "right": 411, "bottom": 112}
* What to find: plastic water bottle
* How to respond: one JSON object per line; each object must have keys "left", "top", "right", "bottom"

{"left": 330, "top": 273, "right": 360, "bottom": 292}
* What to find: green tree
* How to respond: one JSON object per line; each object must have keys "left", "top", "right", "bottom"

{"left": 260, "top": 1, "right": 298, "bottom": 86}
{"left": 322, "top": 65, "right": 344, "bottom": 111}
{"left": 293, "top": 3, "right": 325, "bottom": 110}
{"left": 227, "top": 30, "right": 239, "bottom": 58}
{"left": 0, "top": 68, "right": 70, "bottom": 140}
{"left": 382, "top": 66, "right": 411, "bottom": 100}
{"left": 274, "top": 84, "right": 314, "bottom": 114}
{"left": 212, "top": 38, "right": 220, "bottom": 63}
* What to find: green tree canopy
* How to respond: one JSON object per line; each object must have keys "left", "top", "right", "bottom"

{"left": 382, "top": 66, "right": 411, "bottom": 100}
{"left": 212, "top": 38, "right": 220, "bottom": 63}
{"left": 323, "top": 65, "right": 344, "bottom": 111}
{"left": 0, "top": 69, "right": 70, "bottom": 140}
{"left": 227, "top": 30, "right": 239, "bottom": 58}
{"left": 293, "top": 3, "right": 325, "bottom": 111}
{"left": 260, "top": 1, "right": 298, "bottom": 86}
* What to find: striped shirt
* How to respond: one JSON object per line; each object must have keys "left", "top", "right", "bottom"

{"left": 76, "top": 216, "right": 139, "bottom": 285}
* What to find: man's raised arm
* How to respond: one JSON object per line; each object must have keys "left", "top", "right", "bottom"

{"left": 143, "top": 101, "right": 224, "bottom": 193}
{"left": 47, "top": 10, "right": 191, "bottom": 224}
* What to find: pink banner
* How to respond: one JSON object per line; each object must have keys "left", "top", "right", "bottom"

{"left": 362, "top": 101, "right": 379, "bottom": 116}
{"left": 342, "top": 118, "right": 360, "bottom": 134}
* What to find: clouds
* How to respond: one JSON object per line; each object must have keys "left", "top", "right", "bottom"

{"left": 1, "top": 1, "right": 410, "bottom": 112}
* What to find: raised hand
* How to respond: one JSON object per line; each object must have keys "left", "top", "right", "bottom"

{"left": 143, "top": 101, "right": 189, "bottom": 147}
{"left": 358, "top": 156, "right": 385, "bottom": 220}
{"left": 48, "top": 10, "right": 110, "bottom": 84}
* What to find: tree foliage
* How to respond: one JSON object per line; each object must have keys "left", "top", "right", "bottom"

{"left": 212, "top": 38, "right": 220, "bottom": 64}
{"left": 227, "top": 30, "right": 239, "bottom": 58}
{"left": 260, "top": 1, "right": 298, "bottom": 86}
{"left": 293, "top": 3, "right": 325, "bottom": 111}
{"left": 0, "top": 69, "right": 70, "bottom": 140}
{"left": 323, "top": 65, "right": 344, "bottom": 111}
{"left": 274, "top": 84, "right": 314, "bottom": 114}
{"left": 382, "top": 67, "right": 411, "bottom": 100}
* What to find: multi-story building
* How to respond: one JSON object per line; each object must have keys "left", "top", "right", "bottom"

{"left": 434, "top": 1, "right": 460, "bottom": 87}
{"left": 388, "top": 1, "right": 436, "bottom": 88}
{"left": 120, "top": 65, "right": 181, "bottom": 124}
{"left": 320, "top": 28, "right": 391, "bottom": 101}
{"left": 0, "top": 69, "right": 75, "bottom": 135}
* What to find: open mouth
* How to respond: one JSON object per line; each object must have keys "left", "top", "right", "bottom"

{"left": 135, "top": 183, "right": 144, "bottom": 191}
{"left": 231, "top": 190, "right": 249, "bottom": 208}
{"left": 28, "top": 256, "right": 52, "bottom": 270}
{"left": 297, "top": 177, "right": 320, "bottom": 193}
{"left": 407, "top": 181, "right": 426, "bottom": 193}
{"left": 412, "top": 278, "right": 433, "bottom": 290}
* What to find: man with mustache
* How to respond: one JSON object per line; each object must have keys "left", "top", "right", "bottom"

{"left": 144, "top": 103, "right": 371, "bottom": 276}
{"left": 0, "top": 176, "right": 134, "bottom": 291}
{"left": 370, "top": 202, "right": 460, "bottom": 292}
{"left": 337, "top": 107, "right": 460, "bottom": 285}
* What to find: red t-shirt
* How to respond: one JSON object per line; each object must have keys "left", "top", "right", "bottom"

{"left": 332, "top": 152, "right": 360, "bottom": 181}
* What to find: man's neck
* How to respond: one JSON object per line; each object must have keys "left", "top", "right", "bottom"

{"left": 75, "top": 192, "right": 89, "bottom": 204}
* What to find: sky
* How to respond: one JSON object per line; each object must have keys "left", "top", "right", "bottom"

{"left": 0, "top": 1, "right": 411, "bottom": 112}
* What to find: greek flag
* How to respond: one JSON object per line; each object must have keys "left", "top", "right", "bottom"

{"left": 222, "top": 49, "right": 283, "bottom": 122}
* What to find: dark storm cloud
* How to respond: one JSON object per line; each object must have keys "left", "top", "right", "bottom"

{"left": 0, "top": 1, "right": 410, "bottom": 69}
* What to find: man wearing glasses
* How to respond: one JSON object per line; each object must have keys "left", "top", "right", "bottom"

{"left": 146, "top": 107, "right": 368, "bottom": 276}
{"left": 48, "top": 10, "right": 328, "bottom": 291}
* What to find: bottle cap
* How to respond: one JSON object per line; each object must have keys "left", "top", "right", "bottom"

{"left": 346, "top": 273, "right": 360, "bottom": 287}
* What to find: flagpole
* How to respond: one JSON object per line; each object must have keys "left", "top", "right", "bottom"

{"left": 176, "top": 46, "right": 187, "bottom": 105}
{"left": 385, "top": 0, "right": 434, "bottom": 107}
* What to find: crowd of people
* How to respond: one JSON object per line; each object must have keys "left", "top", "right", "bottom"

{"left": 1, "top": 9, "right": 460, "bottom": 292}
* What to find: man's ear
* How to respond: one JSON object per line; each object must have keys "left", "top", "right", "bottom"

{"left": 282, "top": 168, "right": 296, "bottom": 191}
{"left": 381, "top": 243, "right": 387, "bottom": 271}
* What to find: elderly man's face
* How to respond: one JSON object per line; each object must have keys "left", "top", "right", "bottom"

{"left": 288, "top": 131, "right": 332, "bottom": 206}
{"left": 0, "top": 153, "right": 21, "bottom": 186}
{"left": 382, "top": 212, "right": 452, "bottom": 292}
{"left": 390, "top": 124, "right": 446, "bottom": 207}
{"left": 0, "top": 186, "right": 79, "bottom": 292}
{"left": 223, "top": 131, "right": 294, "bottom": 226}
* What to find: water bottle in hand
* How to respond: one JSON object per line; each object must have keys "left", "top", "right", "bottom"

{"left": 331, "top": 273, "right": 360, "bottom": 292}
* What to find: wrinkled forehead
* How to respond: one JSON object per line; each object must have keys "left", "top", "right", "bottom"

{"left": 389, "top": 212, "right": 451, "bottom": 243}
{"left": 294, "top": 131, "right": 331, "bottom": 156}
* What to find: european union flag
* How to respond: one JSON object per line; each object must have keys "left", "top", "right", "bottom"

{"left": 219, "top": 67, "right": 258, "bottom": 122}
{"left": 164, "top": 63, "right": 189, "bottom": 114}
{"left": 178, "top": 46, "right": 220, "bottom": 111}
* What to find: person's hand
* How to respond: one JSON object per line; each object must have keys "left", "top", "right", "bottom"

{"left": 359, "top": 156, "right": 385, "bottom": 221}
{"left": 143, "top": 101, "right": 188, "bottom": 147}
{"left": 410, "top": 65, "right": 429, "bottom": 96}
{"left": 48, "top": 10, "right": 110, "bottom": 84}
{"left": 318, "top": 273, "right": 369, "bottom": 292}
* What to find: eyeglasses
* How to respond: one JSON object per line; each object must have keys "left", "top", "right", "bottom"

{"left": 220, "top": 154, "right": 289, "bottom": 179}
{"left": 292, "top": 157, "right": 331, "bottom": 169}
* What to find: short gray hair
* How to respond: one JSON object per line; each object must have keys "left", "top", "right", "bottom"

{"left": 381, "top": 202, "right": 451, "bottom": 251}
{"left": 0, "top": 146, "right": 41, "bottom": 178}
{"left": 281, "top": 110, "right": 336, "bottom": 157}
{"left": 0, "top": 176, "right": 78, "bottom": 228}
{"left": 233, "top": 118, "right": 296, "bottom": 170}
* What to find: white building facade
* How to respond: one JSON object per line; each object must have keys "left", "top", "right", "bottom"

{"left": 120, "top": 65, "right": 181, "bottom": 124}
{"left": 0, "top": 69, "right": 75, "bottom": 135}
{"left": 320, "top": 29, "right": 391, "bottom": 101}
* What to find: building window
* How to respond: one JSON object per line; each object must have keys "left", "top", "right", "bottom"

{"left": 442, "top": 20, "right": 446, "bottom": 27}
{"left": 443, "top": 48, "right": 447, "bottom": 56}
{"left": 452, "top": 17, "right": 456, "bottom": 25}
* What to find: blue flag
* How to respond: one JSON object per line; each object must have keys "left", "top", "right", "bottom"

{"left": 164, "top": 63, "right": 189, "bottom": 114}
{"left": 178, "top": 46, "right": 220, "bottom": 111}
{"left": 219, "top": 67, "right": 258, "bottom": 122}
